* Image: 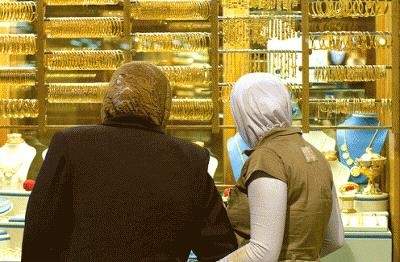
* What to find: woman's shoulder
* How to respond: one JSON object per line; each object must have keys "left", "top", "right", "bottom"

{"left": 243, "top": 147, "right": 288, "bottom": 184}
{"left": 59, "top": 125, "right": 100, "bottom": 136}
{"left": 247, "top": 146, "right": 280, "bottom": 162}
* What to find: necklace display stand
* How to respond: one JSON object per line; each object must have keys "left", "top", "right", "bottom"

{"left": 337, "top": 114, "right": 388, "bottom": 185}
{"left": 227, "top": 133, "right": 250, "bottom": 182}
{"left": 0, "top": 133, "right": 34, "bottom": 227}
{"left": 0, "top": 134, "right": 36, "bottom": 190}
{"left": 337, "top": 114, "right": 389, "bottom": 212}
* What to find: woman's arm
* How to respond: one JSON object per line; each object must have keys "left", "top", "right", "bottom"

{"left": 320, "top": 185, "right": 345, "bottom": 257}
{"left": 219, "top": 175, "right": 287, "bottom": 262}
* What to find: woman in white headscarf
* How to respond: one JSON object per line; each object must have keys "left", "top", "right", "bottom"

{"left": 220, "top": 73, "right": 344, "bottom": 262}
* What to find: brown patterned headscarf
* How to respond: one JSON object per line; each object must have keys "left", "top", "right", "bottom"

{"left": 101, "top": 61, "right": 171, "bottom": 129}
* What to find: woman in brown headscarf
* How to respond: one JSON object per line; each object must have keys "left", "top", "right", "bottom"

{"left": 22, "top": 61, "right": 237, "bottom": 262}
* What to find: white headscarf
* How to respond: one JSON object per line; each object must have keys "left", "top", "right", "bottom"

{"left": 230, "top": 73, "right": 292, "bottom": 148}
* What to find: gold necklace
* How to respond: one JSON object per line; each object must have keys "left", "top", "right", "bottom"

{"left": 234, "top": 135, "right": 246, "bottom": 164}
{"left": 0, "top": 160, "right": 23, "bottom": 181}
{"left": 340, "top": 128, "right": 379, "bottom": 177}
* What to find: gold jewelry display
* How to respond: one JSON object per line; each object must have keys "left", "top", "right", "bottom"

{"left": 219, "top": 82, "right": 301, "bottom": 104}
{"left": 315, "top": 19, "right": 367, "bottom": 31}
{"left": 249, "top": 52, "right": 265, "bottom": 73}
{"left": 249, "top": 51, "right": 297, "bottom": 79}
{"left": 222, "top": 19, "right": 249, "bottom": 46}
{"left": 45, "top": 0, "right": 118, "bottom": 5}
{"left": 311, "top": 31, "right": 391, "bottom": 50}
{"left": 169, "top": 98, "right": 213, "bottom": 122}
{"left": 0, "top": 34, "right": 36, "bottom": 55}
{"left": 309, "top": 0, "right": 388, "bottom": 18}
{"left": 159, "top": 66, "right": 211, "bottom": 86}
{"left": 45, "top": 17, "right": 123, "bottom": 38}
{"left": 221, "top": 50, "right": 298, "bottom": 81}
{"left": 222, "top": 16, "right": 297, "bottom": 46}
{"left": 313, "top": 98, "right": 392, "bottom": 116}
{"left": 46, "top": 50, "right": 124, "bottom": 70}
{"left": 46, "top": 73, "right": 97, "bottom": 81}
{"left": 309, "top": 18, "right": 369, "bottom": 32}
{"left": 286, "top": 83, "right": 302, "bottom": 101}
{"left": 0, "top": 1, "right": 36, "bottom": 22}
{"left": 341, "top": 128, "right": 379, "bottom": 176}
{"left": 47, "top": 83, "right": 108, "bottom": 103}
{"left": 0, "top": 99, "right": 38, "bottom": 118}
{"left": 251, "top": 16, "right": 297, "bottom": 43}
{"left": 134, "top": 32, "right": 210, "bottom": 52}
{"left": 0, "top": 68, "right": 36, "bottom": 86}
{"left": 223, "top": 53, "right": 250, "bottom": 82}
{"left": 250, "top": 18, "right": 268, "bottom": 45}
{"left": 222, "top": 0, "right": 299, "bottom": 10}
{"left": 131, "top": 0, "right": 210, "bottom": 20}
{"left": 314, "top": 65, "right": 387, "bottom": 82}
{"left": 221, "top": 0, "right": 249, "bottom": 9}
{"left": 220, "top": 83, "right": 233, "bottom": 103}
{"left": 167, "top": 21, "right": 210, "bottom": 32}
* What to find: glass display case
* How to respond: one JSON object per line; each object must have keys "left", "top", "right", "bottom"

{"left": 0, "top": 0, "right": 399, "bottom": 261}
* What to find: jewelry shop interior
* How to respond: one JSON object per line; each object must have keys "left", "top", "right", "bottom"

{"left": 0, "top": 0, "right": 399, "bottom": 261}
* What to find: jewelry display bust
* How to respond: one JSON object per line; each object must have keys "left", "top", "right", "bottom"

{"left": 303, "top": 131, "right": 350, "bottom": 191}
{"left": 227, "top": 133, "right": 250, "bottom": 182}
{"left": 0, "top": 133, "right": 36, "bottom": 190}
{"left": 337, "top": 114, "right": 388, "bottom": 185}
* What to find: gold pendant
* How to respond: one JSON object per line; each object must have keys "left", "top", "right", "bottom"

{"left": 350, "top": 166, "right": 361, "bottom": 177}
{"left": 340, "top": 144, "right": 347, "bottom": 151}
{"left": 342, "top": 152, "right": 349, "bottom": 159}
{"left": 346, "top": 158, "right": 354, "bottom": 166}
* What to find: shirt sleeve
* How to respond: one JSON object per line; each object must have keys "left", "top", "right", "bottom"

{"left": 219, "top": 173, "right": 287, "bottom": 262}
{"left": 245, "top": 149, "right": 287, "bottom": 186}
{"left": 320, "top": 185, "right": 345, "bottom": 257}
{"left": 192, "top": 148, "right": 238, "bottom": 262}
{"left": 22, "top": 132, "right": 73, "bottom": 262}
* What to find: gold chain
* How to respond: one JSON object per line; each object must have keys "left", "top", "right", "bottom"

{"left": 340, "top": 128, "right": 379, "bottom": 177}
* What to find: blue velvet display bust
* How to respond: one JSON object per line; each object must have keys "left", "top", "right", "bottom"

{"left": 337, "top": 114, "right": 388, "bottom": 184}
{"left": 227, "top": 133, "right": 250, "bottom": 182}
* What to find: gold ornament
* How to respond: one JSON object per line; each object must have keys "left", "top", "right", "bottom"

{"left": 350, "top": 166, "right": 361, "bottom": 177}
